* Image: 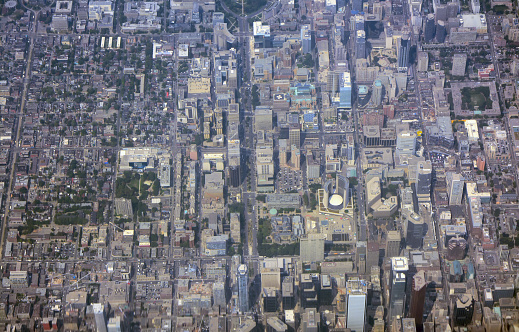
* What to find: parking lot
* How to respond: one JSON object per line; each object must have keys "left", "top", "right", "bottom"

{"left": 276, "top": 167, "right": 303, "bottom": 193}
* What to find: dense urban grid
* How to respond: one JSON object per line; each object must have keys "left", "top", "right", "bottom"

{"left": 0, "top": 0, "right": 519, "bottom": 330}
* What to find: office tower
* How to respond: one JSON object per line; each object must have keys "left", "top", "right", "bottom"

{"left": 346, "top": 278, "right": 367, "bottom": 332}
{"left": 300, "top": 234, "right": 325, "bottom": 262}
{"left": 289, "top": 123, "right": 301, "bottom": 149}
{"left": 446, "top": 236, "right": 468, "bottom": 261}
{"left": 107, "top": 316, "right": 122, "bottom": 332}
{"left": 356, "top": 30, "right": 366, "bottom": 59}
{"left": 372, "top": 79, "right": 383, "bottom": 105}
{"left": 254, "top": 106, "right": 273, "bottom": 132}
{"left": 262, "top": 288, "right": 278, "bottom": 312}
{"left": 435, "top": 20, "right": 447, "bottom": 43}
{"left": 326, "top": 0, "right": 337, "bottom": 12}
{"left": 357, "top": 241, "right": 367, "bottom": 274}
{"left": 301, "top": 25, "right": 312, "bottom": 54}
{"left": 417, "top": 52, "right": 429, "bottom": 72}
{"left": 396, "top": 131, "right": 417, "bottom": 157}
{"left": 320, "top": 275, "right": 333, "bottom": 305}
{"left": 452, "top": 53, "right": 468, "bottom": 77}
{"left": 446, "top": 172, "right": 465, "bottom": 205}
{"left": 409, "top": 271, "right": 427, "bottom": 326}
{"left": 237, "top": 264, "right": 249, "bottom": 313}
{"left": 397, "top": 35, "right": 410, "bottom": 69}
{"left": 256, "top": 144, "right": 275, "bottom": 191}
{"left": 416, "top": 161, "right": 432, "bottom": 197}
{"left": 228, "top": 139, "right": 241, "bottom": 187}
{"left": 454, "top": 294, "right": 474, "bottom": 326}
{"left": 386, "top": 231, "right": 401, "bottom": 258}
{"left": 405, "top": 215, "right": 425, "bottom": 249}
{"left": 302, "top": 308, "right": 320, "bottom": 332}
{"left": 282, "top": 276, "right": 295, "bottom": 310}
{"left": 366, "top": 241, "right": 380, "bottom": 271}
{"left": 352, "top": 0, "right": 363, "bottom": 11}
{"left": 339, "top": 72, "right": 352, "bottom": 109}
{"left": 389, "top": 257, "right": 408, "bottom": 320}
{"left": 300, "top": 274, "right": 319, "bottom": 308}
{"left": 355, "top": 14, "right": 365, "bottom": 31}
{"left": 424, "top": 14, "right": 436, "bottom": 42}
{"left": 267, "top": 317, "right": 288, "bottom": 332}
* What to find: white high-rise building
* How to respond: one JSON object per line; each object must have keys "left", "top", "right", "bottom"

{"left": 396, "top": 131, "right": 417, "bottom": 157}
{"left": 346, "top": 278, "right": 367, "bottom": 332}
{"left": 447, "top": 172, "right": 465, "bottom": 205}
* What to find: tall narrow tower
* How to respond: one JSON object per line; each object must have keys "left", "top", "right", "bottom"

{"left": 237, "top": 264, "right": 249, "bottom": 313}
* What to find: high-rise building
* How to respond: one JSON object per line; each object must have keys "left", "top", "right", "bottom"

{"left": 107, "top": 317, "right": 122, "bottom": 332}
{"left": 416, "top": 161, "right": 432, "bottom": 197}
{"left": 300, "top": 234, "right": 325, "bottom": 262}
{"left": 386, "top": 231, "right": 401, "bottom": 258}
{"left": 447, "top": 172, "right": 465, "bottom": 205}
{"left": 301, "top": 25, "right": 312, "bottom": 54}
{"left": 405, "top": 212, "right": 425, "bottom": 249}
{"left": 396, "top": 131, "right": 417, "bottom": 157}
{"left": 346, "top": 278, "right": 367, "bottom": 332}
{"left": 254, "top": 106, "right": 273, "bottom": 132}
{"left": 424, "top": 14, "right": 436, "bottom": 42}
{"left": 352, "top": 0, "right": 363, "bottom": 11}
{"left": 356, "top": 30, "right": 366, "bottom": 59}
{"left": 282, "top": 276, "right": 295, "bottom": 310}
{"left": 417, "top": 52, "right": 429, "bottom": 72}
{"left": 435, "top": 20, "right": 447, "bottom": 43}
{"left": 372, "top": 79, "right": 383, "bottom": 105}
{"left": 237, "top": 264, "right": 249, "bottom": 313}
{"left": 454, "top": 294, "right": 474, "bottom": 326}
{"left": 356, "top": 241, "right": 367, "bottom": 274}
{"left": 452, "top": 53, "right": 468, "bottom": 77}
{"left": 389, "top": 257, "right": 408, "bottom": 320}
{"left": 409, "top": 270, "right": 427, "bottom": 326}
{"left": 397, "top": 35, "right": 410, "bottom": 70}
{"left": 289, "top": 123, "right": 301, "bottom": 149}
{"left": 267, "top": 317, "right": 288, "bottom": 332}
{"left": 300, "top": 274, "right": 319, "bottom": 308}
{"left": 320, "top": 275, "right": 333, "bottom": 305}
{"left": 339, "top": 72, "right": 352, "bottom": 109}
{"left": 446, "top": 236, "right": 468, "bottom": 261}
{"left": 302, "top": 308, "right": 320, "bottom": 332}
{"left": 366, "top": 241, "right": 380, "bottom": 271}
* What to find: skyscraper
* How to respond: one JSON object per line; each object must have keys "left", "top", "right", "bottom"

{"left": 237, "top": 264, "right": 249, "bottom": 313}
{"left": 356, "top": 30, "right": 366, "bottom": 59}
{"left": 409, "top": 270, "right": 427, "bottom": 326}
{"left": 435, "top": 20, "right": 447, "bottom": 43}
{"left": 405, "top": 212, "right": 425, "bottom": 249}
{"left": 446, "top": 172, "right": 465, "bottom": 205}
{"left": 301, "top": 25, "right": 312, "bottom": 54}
{"left": 339, "top": 72, "right": 352, "bottom": 109}
{"left": 289, "top": 123, "right": 301, "bottom": 149}
{"left": 389, "top": 257, "right": 408, "bottom": 320}
{"left": 372, "top": 79, "right": 383, "bottom": 105}
{"left": 416, "top": 160, "right": 432, "bottom": 197}
{"left": 352, "top": 0, "right": 363, "bottom": 12}
{"left": 346, "top": 278, "right": 367, "bottom": 332}
{"left": 397, "top": 35, "right": 410, "bottom": 70}
{"left": 424, "top": 14, "right": 436, "bottom": 42}
{"left": 386, "top": 231, "right": 401, "bottom": 258}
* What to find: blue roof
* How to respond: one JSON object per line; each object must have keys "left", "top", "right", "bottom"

{"left": 303, "top": 113, "right": 315, "bottom": 122}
